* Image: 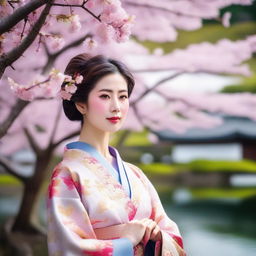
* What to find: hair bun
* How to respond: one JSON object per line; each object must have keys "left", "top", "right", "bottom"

{"left": 62, "top": 100, "right": 83, "bottom": 121}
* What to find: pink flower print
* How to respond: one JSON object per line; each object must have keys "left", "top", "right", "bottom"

{"left": 167, "top": 232, "right": 184, "bottom": 249}
{"left": 126, "top": 200, "right": 136, "bottom": 221}
{"left": 83, "top": 243, "right": 113, "bottom": 255}
{"left": 74, "top": 180, "right": 82, "bottom": 196}
{"left": 87, "top": 156, "right": 98, "bottom": 165}
{"left": 48, "top": 178, "right": 59, "bottom": 199}
{"left": 48, "top": 166, "right": 62, "bottom": 199}
{"left": 62, "top": 175, "right": 75, "bottom": 190}
{"left": 150, "top": 205, "right": 157, "bottom": 220}
{"left": 51, "top": 165, "right": 61, "bottom": 178}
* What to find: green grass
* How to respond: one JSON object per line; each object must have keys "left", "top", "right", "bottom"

{"left": 137, "top": 163, "right": 177, "bottom": 175}
{"left": 111, "top": 129, "right": 152, "bottom": 147}
{"left": 137, "top": 159, "right": 256, "bottom": 176}
{"left": 0, "top": 175, "right": 21, "bottom": 185}
{"left": 191, "top": 188, "right": 256, "bottom": 199}
{"left": 124, "top": 131, "right": 152, "bottom": 146}
{"left": 221, "top": 72, "right": 256, "bottom": 93}
{"left": 186, "top": 159, "right": 256, "bottom": 173}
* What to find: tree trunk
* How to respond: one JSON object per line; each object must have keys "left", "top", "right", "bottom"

{"left": 12, "top": 149, "right": 53, "bottom": 233}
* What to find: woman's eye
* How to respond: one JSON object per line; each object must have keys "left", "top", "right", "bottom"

{"left": 100, "top": 94, "right": 110, "bottom": 99}
{"left": 120, "top": 95, "right": 128, "bottom": 100}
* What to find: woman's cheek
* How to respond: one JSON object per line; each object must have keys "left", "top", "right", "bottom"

{"left": 90, "top": 97, "right": 107, "bottom": 114}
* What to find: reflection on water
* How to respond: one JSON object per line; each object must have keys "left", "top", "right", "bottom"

{"left": 0, "top": 196, "right": 20, "bottom": 223}
{"left": 165, "top": 195, "right": 256, "bottom": 256}
{"left": 1, "top": 189, "right": 256, "bottom": 256}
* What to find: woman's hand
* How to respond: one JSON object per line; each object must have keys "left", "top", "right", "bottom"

{"left": 140, "top": 219, "right": 162, "bottom": 244}
{"left": 122, "top": 219, "right": 148, "bottom": 246}
{"left": 149, "top": 224, "right": 162, "bottom": 242}
{"left": 122, "top": 218, "right": 162, "bottom": 246}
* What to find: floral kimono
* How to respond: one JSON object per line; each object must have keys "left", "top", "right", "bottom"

{"left": 47, "top": 141, "right": 185, "bottom": 256}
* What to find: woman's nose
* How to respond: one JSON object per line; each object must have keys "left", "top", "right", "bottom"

{"left": 111, "top": 97, "right": 120, "bottom": 112}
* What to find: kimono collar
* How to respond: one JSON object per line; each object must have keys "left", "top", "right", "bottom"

{"left": 65, "top": 141, "right": 132, "bottom": 198}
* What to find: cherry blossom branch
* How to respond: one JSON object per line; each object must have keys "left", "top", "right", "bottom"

{"left": 0, "top": 155, "right": 27, "bottom": 182}
{"left": 0, "top": 0, "right": 48, "bottom": 35}
{"left": 0, "top": 1, "right": 53, "bottom": 79}
{"left": 155, "top": 89, "right": 203, "bottom": 110}
{"left": 0, "top": 99, "right": 29, "bottom": 139}
{"left": 125, "top": 1, "right": 203, "bottom": 19}
{"left": 131, "top": 71, "right": 184, "bottom": 105}
{"left": 51, "top": 1, "right": 101, "bottom": 22}
{"left": 43, "top": 34, "right": 90, "bottom": 73}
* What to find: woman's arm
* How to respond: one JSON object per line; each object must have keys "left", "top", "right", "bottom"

{"left": 47, "top": 164, "right": 134, "bottom": 256}
{"left": 127, "top": 163, "right": 186, "bottom": 256}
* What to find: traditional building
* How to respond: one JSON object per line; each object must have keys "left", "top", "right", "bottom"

{"left": 156, "top": 116, "right": 256, "bottom": 163}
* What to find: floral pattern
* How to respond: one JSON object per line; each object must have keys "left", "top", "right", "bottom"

{"left": 47, "top": 148, "right": 185, "bottom": 255}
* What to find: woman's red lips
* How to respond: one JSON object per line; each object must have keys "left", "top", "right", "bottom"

{"left": 107, "top": 117, "right": 120, "bottom": 120}
{"left": 107, "top": 117, "right": 121, "bottom": 123}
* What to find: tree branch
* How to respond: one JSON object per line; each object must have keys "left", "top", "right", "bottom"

{"left": 0, "top": 0, "right": 48, "bottom": 35}
{"left": 52, "top": 130, "right": 80, "bottom": 148}
{"left": 0, "top": 99, "right": 29, "bottom": 139}
{"left": 131, "top": 71, "right": 184, "bottom": 106}
{"left": 125, "top": 1, "right": 204, "bottom": 19}
{"left": 48, "top": 104, "right": 62, "bottom": 147}
{"left": 0, "top": 0, "right": 53, "bottom": 78}
{"left": 43, "top": 34, "right": 90, "bottom": 73}
{"left": 0, "top": 155, "right": 27, "bottom": 182}
{"left": 51, "top": 1, "right": 101, "bottom": 22}
{"left": 24, "top": 128, "right": 40, "bottom": 155}
{"left": 155, "top": 89, "right": 203, "bottom": 110}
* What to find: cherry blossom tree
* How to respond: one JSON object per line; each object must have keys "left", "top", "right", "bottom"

{"left": 1, "top": 0, "right": 256, "bottom": 243}
{"left": 0, "top": 0, "right": 254, "bottom": 137}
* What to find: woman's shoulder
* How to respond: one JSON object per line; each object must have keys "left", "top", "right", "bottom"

{"left": 124, "top": 161, "right": 149, "bottom": 181}
{"left": 50, "top": 161, "right": 71, "bottom": 179}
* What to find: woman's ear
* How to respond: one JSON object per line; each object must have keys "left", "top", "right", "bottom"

{"left": 75, "top": 102, "right": 87, "bottom": 115}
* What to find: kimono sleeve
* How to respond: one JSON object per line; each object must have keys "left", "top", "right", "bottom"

{"left": 128, "top": 163, "right": 186, "bottom": 256}
{"left": 47, "top": 164, "right": 133, "bottom": 256}
{"left": 146, "top": 179, "right": 186, "bottom": 256}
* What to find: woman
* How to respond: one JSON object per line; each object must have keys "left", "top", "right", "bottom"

{"left": 47, "top": 54, "right": 185, "bottom": 256}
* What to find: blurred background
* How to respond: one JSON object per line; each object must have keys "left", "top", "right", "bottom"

{"left": 1, "top": 1, "right": 256, "bottom": 255}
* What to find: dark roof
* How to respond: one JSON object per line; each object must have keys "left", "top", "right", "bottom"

{"left": 156, "top": 116, "right": 256, "bottom": 143}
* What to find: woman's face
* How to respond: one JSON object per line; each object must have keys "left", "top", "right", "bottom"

{"left": 83, "top": 73, "right": 129, "bottom": 133}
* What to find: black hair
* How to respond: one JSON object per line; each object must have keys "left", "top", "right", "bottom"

{"left": 62, "top": 54, "right": 134, "bottom": 122}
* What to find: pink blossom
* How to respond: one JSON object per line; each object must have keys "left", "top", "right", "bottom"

{"left": 148, "top": 133, "right": 159, "bottom": 144}
{"left": 50, "top": 69, "right": 65, "bottom": 84}
{"left": 75, "top": 75, "right": 83, "bottom": 84}
{"left": 222, "top": 12, "right": 231, "bottom": 27}
{"left": 83, "top": 38, "right": 98, "bottom": 50}
{"left": 95, "top": 23, "right": 115, "bottom": 43}
{"left": 48, "top": 36, "right": 65, "bottom": 51}
{"left": 59, "top": 90, "right": 72, "bottom": 101}
{"left": 65, "top": 84, "right": 77, "bottom": 94}
{"left": 70, "top": 15, "right": 81, "bottom": 32}
{"left": 64, "top": 75, "right": 72, "bottom": 82}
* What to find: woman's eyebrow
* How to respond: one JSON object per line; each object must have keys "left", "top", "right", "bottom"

{"left": 98, "top": 89, "right": 128, "bottom": 93}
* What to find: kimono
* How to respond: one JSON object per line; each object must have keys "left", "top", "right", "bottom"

{"left": 47, "top": 141, "right": 185, "bottom": 256}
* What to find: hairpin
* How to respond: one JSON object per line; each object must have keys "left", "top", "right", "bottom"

{"left": 60, "top": 73, "right": 83, "bottom": 100}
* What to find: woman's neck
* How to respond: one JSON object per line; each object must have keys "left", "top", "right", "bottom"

{"left": 78, "top": 124, "right": 112, "bottom": 161}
